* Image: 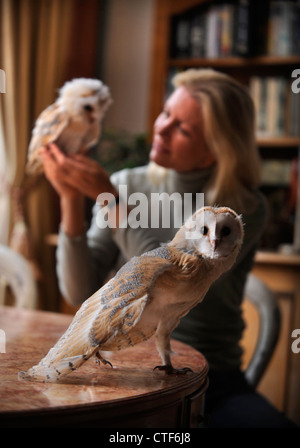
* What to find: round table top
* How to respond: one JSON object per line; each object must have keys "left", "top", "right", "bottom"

{"left": 0, "top": 305, "right": 208, "bottom": 427}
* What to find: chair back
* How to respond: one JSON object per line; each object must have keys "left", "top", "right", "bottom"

{"left": 244, "top": 274, "right": 281, "bottom": 388}
{"left": 0, "top": 245, "right": 38, "bottom": 309}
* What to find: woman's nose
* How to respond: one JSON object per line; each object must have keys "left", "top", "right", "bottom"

{"left": 155, "top": 114, "right": 173, "bottom": 136}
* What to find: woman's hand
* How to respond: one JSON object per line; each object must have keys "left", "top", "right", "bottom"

{"left": 40, "top": 144, "right": 79, "bottom": 200}
{"left": 40, "top": 143, "right": 118, "bottom": 237}
{"left": 40, "top": 143, "right": 117, "bottom": 201}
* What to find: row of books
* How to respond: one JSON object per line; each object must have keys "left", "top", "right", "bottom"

{"left": 170, "top": 1, "right": 300, "bottom": 59}
{"left": 267, "top": 1, "right": 300, "bottom": 56}
{"left": 249, "top": 76, "right": 300, "bottom": 138}
{"left": 261, "top": 159, "right": 293, "bottom": 186}
{"left": 259, "top": 157, "right": 299, "bottom": 251}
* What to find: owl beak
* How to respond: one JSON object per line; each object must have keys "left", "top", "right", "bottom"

{"left": 210, "top": 238, "right": 220, "bottom": 251}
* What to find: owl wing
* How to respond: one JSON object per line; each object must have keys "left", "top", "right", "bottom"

{"left": 26, "top": 103, "right": 69, "bottom": 174}
{"left": 88, "top": 252, "right": 174, "bottom": 347}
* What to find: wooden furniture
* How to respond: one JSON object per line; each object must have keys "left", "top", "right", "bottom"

{"left": 0, "top": 305, "right": 208, "bottom": 428}
{"left": 149, "top": 0, "right": 300, "bottom": 131}
{"left": 241, "top": 251, "right": 300, "bottom": 426}
{"left": 242, "top": 274, "right": 281, "bottom": 389}
{"left": 149, "top": 0, "right": 300, "bottom": 126}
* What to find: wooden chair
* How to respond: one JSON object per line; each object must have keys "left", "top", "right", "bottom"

{"left": 243, "top": 274, "right": 281, "bottom": 388}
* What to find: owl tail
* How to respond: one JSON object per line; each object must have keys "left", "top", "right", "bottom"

{"left": 18, "top": 299, "right": 99, "bottom": 382}
{"left": 18, "top": 351, "right": 93, "bottom": 382}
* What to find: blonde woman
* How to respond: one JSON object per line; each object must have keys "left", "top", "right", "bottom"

{"left": 41, "top": 69, "right": 295, "bottom": 427}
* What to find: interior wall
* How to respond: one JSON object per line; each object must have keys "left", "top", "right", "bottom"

{"left": 100, "top": 0, "right": 155, "bottom": 135}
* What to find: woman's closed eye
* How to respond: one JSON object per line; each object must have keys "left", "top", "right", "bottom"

{"left": 178, "top": 124, "right": 191, "bottom": 137}
{"left": 160, "top": 109, "right": 191, "bottom": 137}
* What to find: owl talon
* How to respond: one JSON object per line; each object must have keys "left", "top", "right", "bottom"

{"left": 94, "top": 352, "right": 113, "bottom": 368}
{"left": 153, "top": 365, "right": 193, "bottom": 375}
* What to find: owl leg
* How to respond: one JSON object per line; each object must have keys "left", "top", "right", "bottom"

{"left": 153, "top": 322, "right": 193, "bottom": 375}
{"left": 94, "top": 351, "right": 113, "bottom": 368}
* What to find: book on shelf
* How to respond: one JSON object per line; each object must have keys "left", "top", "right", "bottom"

{"left": 234, "top": 0, "right": 270, "bottom": 56}
{"left": 268, "top": 1, "right": 300, "bottom": 56}
{"left": 170, "top": 0, "right": 300, "bottom": 59}
{"left": 259, "top": 156, "right": 299, "bottom": 251}
{"left": 170, "top": 14, "right": 191, "bottom": 59}
{"left": 261, "top": 159, "right": 293, "bottom": 186}
{"left": 190, "top": 13, "right": 206, "bottom": 58}
{"left": 249, "top": 76, "right": 300, "bottom": 138}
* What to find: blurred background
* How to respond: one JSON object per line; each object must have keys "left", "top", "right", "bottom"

{"left": 0, "top": 0, "right": 155, "bottom": 311}
{"left": 1, "top": 0, "right": 300, "bottom": 310}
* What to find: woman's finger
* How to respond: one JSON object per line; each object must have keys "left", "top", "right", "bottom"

{"left": 48, "top": 143, "right": 67, "bottom": 164}
{"left": 40, "top": 146, "right": 56, "bottom": 166}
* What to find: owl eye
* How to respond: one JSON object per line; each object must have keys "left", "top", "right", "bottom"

{"left": 200, "top": 226, "right": 209, "bottom": 235}
{"left": 84, "top": 104, "right": 93, "bottom": 112}
{"left": 221, "top": 226, "right": 231, "bottom": 237}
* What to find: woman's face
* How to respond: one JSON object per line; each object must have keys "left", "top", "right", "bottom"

{"left": 150, "top": 86, "right": 216, "bottom": 172}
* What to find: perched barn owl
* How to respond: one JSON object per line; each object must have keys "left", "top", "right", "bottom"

{"left": 26, "top": 78, "right": 112, "bottom": 175}
{"left": 19, "top": 206, "right": 244, "bottom": 382}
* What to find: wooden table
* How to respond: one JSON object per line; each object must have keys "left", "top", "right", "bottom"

{"left": 0, "top": 306, "right": 208, "bottom": 428}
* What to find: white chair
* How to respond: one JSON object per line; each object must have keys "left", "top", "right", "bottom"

{"left": 0, "top": 245, "right": 38, "bottom": 309}
{"left": 243, "top": 274, "right": 281, "bottom": 389}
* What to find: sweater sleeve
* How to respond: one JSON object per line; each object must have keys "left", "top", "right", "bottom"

{"left": 56, "top": 202, "right": 119, "bottom": 306}
{"left": 55, "top": 166, "right": 160, "bottom": 306}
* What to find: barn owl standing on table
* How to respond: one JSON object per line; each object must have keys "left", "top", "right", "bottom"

{"left": 19, "top": 206, "right": 244, "bottom": 382}
{"left": 26, "top": 78, "right": 112, "bottom": 175}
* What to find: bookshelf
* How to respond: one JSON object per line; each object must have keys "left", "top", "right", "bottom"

{"left": 149, "top": 0, "right": 300, "bottom": 253}
{"left": 168, "top": 55, "right": 300, "bottom": 68}
{"left": 148, "top": 0, "right": 300, "bottom": 425}
{"left": 257, "top": 136, "right": 300, "bottom": 147}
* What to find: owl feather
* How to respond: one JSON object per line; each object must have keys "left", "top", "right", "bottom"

{"left": 26, "top": 78, "right": 112, "bottom": 175}
{"left": 19, "top": 206, "right": 244, "bottom": 382}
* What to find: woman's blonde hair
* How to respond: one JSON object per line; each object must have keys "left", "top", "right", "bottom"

{"left": 152, "top": 68, "right": 261, "bottom": 212}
